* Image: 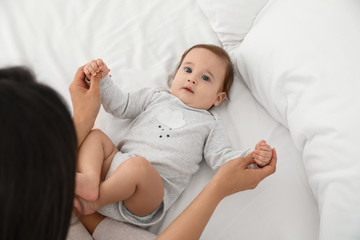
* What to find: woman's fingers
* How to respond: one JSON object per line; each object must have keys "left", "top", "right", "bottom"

{"left": 84, "top": 67, "right": 92, "bottom": 79}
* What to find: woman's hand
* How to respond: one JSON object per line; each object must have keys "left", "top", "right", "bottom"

{"left": 69, "top": 65, "right": 102, "bottom": 146}
{"left": 157, "top": 149, "right": 277, "bottom": 240}
{"left": 211, "top": 148, "right": 277, "bottom": 200}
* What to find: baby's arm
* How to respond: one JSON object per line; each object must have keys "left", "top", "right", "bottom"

{"left": 82, "top": 59, "right": 158, "bottom": 120}
{"left": 84, "top": 59, "right": 110, "bottom": 79}
{"left": 253, "top": 140, "right": 272, "bottom": 167}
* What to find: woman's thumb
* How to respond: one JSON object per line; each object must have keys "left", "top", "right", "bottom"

{"left": 89, "top": 74, "right": 102, "bottom": 92}
{"left": 242, "top": 151, "right": 255, "bottom": 166}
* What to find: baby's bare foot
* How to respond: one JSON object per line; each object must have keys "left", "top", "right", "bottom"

{"left": 75, "top": 173, "right": 99, "bottom": 201}
{"left": 73, "top": 197, "right": 97, "bottom": 215}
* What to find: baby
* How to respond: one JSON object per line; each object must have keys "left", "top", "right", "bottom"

{"left": 74, "top": 44, "right": 273, "bottom": 227}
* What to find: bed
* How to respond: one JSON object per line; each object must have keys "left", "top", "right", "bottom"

{"left": 1, "top": 0, "right": 359, "bottom": 239}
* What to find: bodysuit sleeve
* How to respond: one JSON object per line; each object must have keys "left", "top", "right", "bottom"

{"left": 99, "top": 75, "right": 156, "bottom": 119}
{"left": 203, "top": 121, "right": 253, "bottom": 171}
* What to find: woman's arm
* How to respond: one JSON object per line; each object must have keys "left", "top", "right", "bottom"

{"left": 157, "top": 179, "right": 222, "bottom": 240}
{"left": 69, "top": 66, "right": 102, "bottom": 146}
{"left": 74, "top": 210, "right": 106, "bottom": 235}
{"left": 157, "top": 149, "right": 277, "bottom": 240}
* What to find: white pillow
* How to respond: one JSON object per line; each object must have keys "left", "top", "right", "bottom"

{"left": 196, "top": 0, "right": 270, "bottom": 48}
{"left": 232, "top": 0, "right": 360, "bottom": 239}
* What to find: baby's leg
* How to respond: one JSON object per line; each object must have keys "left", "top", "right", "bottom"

{"left": 76, "top": 129, "right": 118, "bottom": 201}
{"left": 77, "top": 157, "right": 164, "bottom": 217}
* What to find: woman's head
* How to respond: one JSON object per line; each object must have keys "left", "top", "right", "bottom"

{"left": 171, "top": 44, "right": 234, "bottom": 110}
{"left": 0, "top": 67, "right": 77, "bottom": 240}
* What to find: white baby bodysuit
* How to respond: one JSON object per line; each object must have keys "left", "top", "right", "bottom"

{"left": 97, "top": 75, "right": 252, "bottom": 226}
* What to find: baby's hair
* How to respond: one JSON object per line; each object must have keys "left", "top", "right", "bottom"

{"left": 174, "top": 44, "right": 234, "bottom": 99}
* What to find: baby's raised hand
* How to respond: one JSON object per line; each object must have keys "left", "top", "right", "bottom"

{"left": 84, "top": 59, "right": 110, "bottom": 79}
{"left": 253, "top": 140, "right": 272, "bottom": 167}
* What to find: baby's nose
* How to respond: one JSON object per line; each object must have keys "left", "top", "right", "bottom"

{"left": 187, "top": 79, "right": 196, "bottom": 84}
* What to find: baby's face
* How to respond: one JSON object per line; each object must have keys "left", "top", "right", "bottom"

{"left": 171, "top": 48, "right": 226, "bottom": 110}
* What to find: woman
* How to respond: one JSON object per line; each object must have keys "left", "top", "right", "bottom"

{"left": 0, "top": 66, "right": 276, "bottom": 240}
{"left": 0, "top": 67, "right": 77, "bottom": 240}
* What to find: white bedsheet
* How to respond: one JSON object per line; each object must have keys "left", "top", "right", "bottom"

{"left": 0, "top": 0, "right": 319, "bottom": 239}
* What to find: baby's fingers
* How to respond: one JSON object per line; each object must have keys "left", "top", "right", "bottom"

{"left": 97, "top": 59, "right": 111, "bottom": 75}
{"left": 85, "top": 63, "right": 97, "bottom": 76}
{"left": 254, "top": 158, "right": 268, "bottom": 167}
{"left": 255, "top": 147, "right": 272, "bottom": 157}
{"left": 96, "top": 59, "right": 105, "bottom": 68}
{"left": 256, "top": 140, "right": 266, "bottom": 149}
{"left": 84, "top": 67, "right": 92, "bottom": 79}
{"left": 90, "top": 60, "right": 101, "bottom": 73}
{"left": 254, "top": 152, "right": 270, "bottom": 162}
{"left": 257, "top": 144, "right": 272, "bottom": 152}
{"left": 253, "top": 154, "right": 270, "bottom": 167}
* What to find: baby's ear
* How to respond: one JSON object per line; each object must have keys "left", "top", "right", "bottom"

{"left": 213, "top": 92, "right": 226, "bottom": 106}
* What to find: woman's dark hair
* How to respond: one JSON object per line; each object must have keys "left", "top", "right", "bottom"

{"left": 0, "top": 67, "right": 77, "bottom": 240}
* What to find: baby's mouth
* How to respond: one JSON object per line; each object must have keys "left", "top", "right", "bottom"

{"left": 183, "top": 86, "right": 194, "bottom": 93}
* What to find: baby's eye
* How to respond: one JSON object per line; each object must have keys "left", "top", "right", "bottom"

{"left": 184, "top": 67, "right": 192, "bottom": 73}
{"left": 201, "top": 75, "right": 210, "bottom": 81}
